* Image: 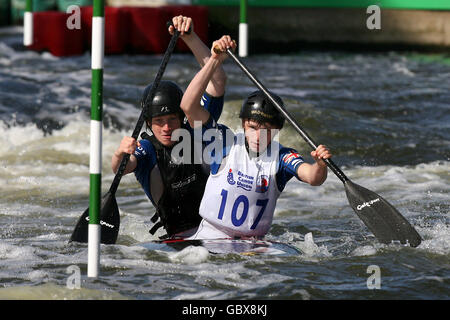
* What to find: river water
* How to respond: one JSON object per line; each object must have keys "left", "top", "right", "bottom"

{"left": 0, "top": 27, "right": 448, "bottom": 301}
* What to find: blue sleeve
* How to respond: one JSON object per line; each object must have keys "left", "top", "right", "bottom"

{"left": 183, "top": 92, "right": 224, "bottom": 131}
{"left": 201, "top": 92, "right": 224, "bottom": 122}
{"left": 276, "top": 146, "right": 305, "bottom": 192}
{"left": 201, "top": 116, "right": 234, "bottom": 175}
{"left": 133, "top": 139, "right": 158, "bottom": 204}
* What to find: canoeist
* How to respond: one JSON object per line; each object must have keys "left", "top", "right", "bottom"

{"left": 111, "top": 16, "right": 227, "bottom": 239}
{"left": 179, "top": 36, "right": 332, "bottom": 239}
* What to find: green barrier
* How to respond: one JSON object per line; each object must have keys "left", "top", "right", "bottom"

{"left": 57, "top": 0, "right": 92, "bottom": 12}
{"left": 11, "top": 0, "right": 56, "bottom": 23}
{"left": 0, "top": 0, "right": 11, "bottom": 26}
{"left": 192, "top": 0, "right": 450, "bottom": 10}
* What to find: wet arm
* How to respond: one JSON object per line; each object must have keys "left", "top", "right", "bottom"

{"left": 111, "top": 136, "right": 138, "bottom": 175}
{"left": 296, "top": 145, "right": 331, "bottom": 186}
{"left": 180, "top": 36, "right": 235, "bottom": 127}
{"left": 170, "top": 16, "right": 227, "bottom": 97}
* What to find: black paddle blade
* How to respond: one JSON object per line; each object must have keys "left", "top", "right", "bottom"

{"left": 344, "top": 180, "right": 422, "bottom": 247}
{"left": 69, "top": 191, "right": 120, "bottom": 245}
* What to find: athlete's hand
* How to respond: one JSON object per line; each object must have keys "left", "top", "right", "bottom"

{"left": 115, "top": 136, "right": 139, "bottom": 157}
{"left": 311, "top": 145, "right": 332, "bottom": 167}
{"left": 211, "top": 35, "right": 236, "bottom": 61}
{"left": 112, "top": 137, "right": 139, "bottom": 175}
{"left": 169, "top": 15, "right": 193, "bottom": 37}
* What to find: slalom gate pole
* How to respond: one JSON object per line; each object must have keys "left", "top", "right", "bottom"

{"left": 88, "top": 0, "right": 105, "bottom": 279}
{"left": 239, "top": 0, "right": 248, "bottom": 57}
{"left": 23, "top": 0, "right": 33, "bottom": 46}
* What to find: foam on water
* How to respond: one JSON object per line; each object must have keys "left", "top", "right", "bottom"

{"left": 293, "top": 233, "right": 332, "bottom": 258}
{"left": 0, "top": 242, "right": 40, "bottom": 261}
{"left": 416, "top": 222, "right": 450, "bottom": 255}
{"left": 170, "top": 261, "right": 294, "bottom": 300}
{"left": 168, "top": 246, "right": 210, "bottom": 265}
{"left": 0, "top": 119, "right": 142, "bottom": 204}
{"left": 351, "top": 245, "right": 379, "bottom": 257}
{"left": 267, "top": 231, "right": 332, "bottom": 260}
{"left": 118, "top": 212, "right": 156, "bottom": 243}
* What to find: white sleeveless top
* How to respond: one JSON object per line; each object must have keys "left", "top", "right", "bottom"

{"left": 196, "top": 132, "right": 282, "bottom": 238}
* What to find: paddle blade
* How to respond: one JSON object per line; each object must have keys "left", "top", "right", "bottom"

{"left": 344, "top": 180, "right": 422, "bottom": 247}
{"left": 69, "top": 192, "right": 120, "bottom": 245}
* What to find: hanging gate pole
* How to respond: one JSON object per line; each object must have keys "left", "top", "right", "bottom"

{"left": 239, "top": 0, "right": 248, "bottom": 57}
{"left": 88, "top": 0, "right": 105, "bottom": 279}
{"left": 23, "top": 0, "right": 33, "bottom": 46}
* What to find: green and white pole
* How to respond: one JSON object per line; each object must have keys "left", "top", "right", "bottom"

{"left": 23, "top": 0, "right": 33, "bottom": 46}
{"left": 88, "top": 0, "right": 105, "bottom": 279}
{"left": 239, "top": 0, "right": 248, "bottom": 57}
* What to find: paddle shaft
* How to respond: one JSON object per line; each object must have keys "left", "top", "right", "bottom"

{"left": 109, "top": 31, "right": 181, "bottom": 195}
{"left": 226, "top": 48, "right": 349, "bottom": 183}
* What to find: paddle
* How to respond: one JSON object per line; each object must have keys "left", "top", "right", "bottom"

{"left": 70, "top": 26, "right": 182, "bottom": 244}
{"left": 222, "top": 47, "right": 422, "bottom": 247}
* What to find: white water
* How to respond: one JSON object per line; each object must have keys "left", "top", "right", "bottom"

{"left": 0, "top": 28, "right": 449, "bottom": 299}
{"left": 0, "top": 118, "right": 448, "bottom": 300}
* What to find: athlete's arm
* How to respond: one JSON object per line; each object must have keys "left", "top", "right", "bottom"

{"left": 180, "top": 36, "right": 236, "bottom": 127}
{"left": 200, "top": 93, "right": 224, "bottom": 122}
{"left": 169, "top": 16, "right": 227, "bottom": 97}
{"left": 111, "top": 136, "right": 138, "bottom": 175}
{"left": 296, "top": 145, "right": 331, "bottom": 186}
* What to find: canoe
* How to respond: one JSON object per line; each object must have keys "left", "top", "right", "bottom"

{"left": 138, "top": 238, "right": 302, "bottom": 256}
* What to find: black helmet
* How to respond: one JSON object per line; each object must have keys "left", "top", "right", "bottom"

{"left": 239, "top": 90, "right": 285, "bottom": 129}
{"left": 142, "top": 80, "right": 184, "bottom": 121}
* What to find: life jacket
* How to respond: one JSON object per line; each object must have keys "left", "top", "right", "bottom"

{"left": 141, "top": 132, "right": 207, "bottom": 238}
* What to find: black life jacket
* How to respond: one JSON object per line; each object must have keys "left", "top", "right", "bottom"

{"left": 141, "top": 132, "right": 207, "bottom": 238}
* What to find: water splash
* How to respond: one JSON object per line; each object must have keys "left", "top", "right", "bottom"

{"left": 168, "top": 245, "right": 210, "bottom": 265}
